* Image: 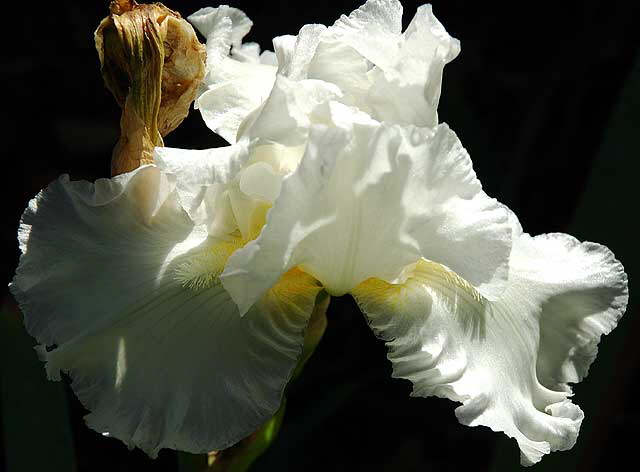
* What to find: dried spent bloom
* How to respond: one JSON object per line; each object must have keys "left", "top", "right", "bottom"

{"left": 10, "top": 0, "right": 628, "bottom": 467}
{"left": 95, "top": 0, "right": 205, "bottom": 175}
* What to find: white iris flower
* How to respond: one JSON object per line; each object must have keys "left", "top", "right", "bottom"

{"left": 189, "top": 0, "right": 459, "bottom": 145}
{"left": 10, "top": 0, "right": 627, "bottom": 467}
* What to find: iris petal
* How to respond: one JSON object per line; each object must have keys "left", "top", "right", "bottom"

{"left": 222, "top": 118, "right": 511, "bottom": 314}
{"left": 11, "top": 165, "right": 322, "bottom": 456}
{"left": 351, "top": 213, "right": 627, "bottom": 466}
{"left": 188, "top": 6, "right": 277, "bottom": 143}
{"left": 154, "top": 140, "right": 249, "bottom": 235}
{"left": 191, "top": 1, "right": 460, "bottom": 145}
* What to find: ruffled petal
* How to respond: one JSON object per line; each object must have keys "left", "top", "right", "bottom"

{"left": 154, "top": 139, "right": 250, "bottom": 234}
{"left": 245, "top": 75, "right": 343, "bottom": 146}
{"left": 188, "top": 6, "right": 253, "bottom": 66}
{"left": 306, "top": 39, "right": 372, "bottom": 110}
{"left": 352, "top": 225, "right": 627, "bottom": 465}
{"left": 196, "top": 73, "right": 276, "bottom": 144}
{"left": 10, "top": 166, "right": 323, "bottom": 455}
{"left": 328, "top": 1, "right": 459, "bottom": 127}
{"left": 156, "top": 138, "right": 304, "bottom": 243}
{"left": 188, "top": 6, "right": 277, "bottom": 143}
{"left": 12, "top": 166, "right": 194, "bottom": 346}
{"left": 366, "top": 5, "right": 460, "bottom": 127}
{"left": 190, "top": 2, "right": 460, "bottom": 143}
{"left": 331, "top": 0, "right": 403, "bottom": 71}
{"left": 514, "top": 233, "right": 629, "bottom": 392}
{"left": 222, "top": 118, "right": 511, "bottom": 314}
{"left": 274, "top": 24, "right": 327, "bottom": 81}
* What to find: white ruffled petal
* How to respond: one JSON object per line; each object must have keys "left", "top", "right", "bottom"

{"left": 306, "top": 39, "right": 372, "bottom": 110}
{"left": 191, "top": 2, "right": 461, "bottom": 144}
{"left": 403, "top": 5, "right": 460, "bottom": 64}
{"left": 188, "top": 6, "right": 252, "bottom": 65}
{"left": 156, "top": 138, "right": 303, "bottom": 243}
{"left": 259, "top": 50, "right": 278, "bottom": 66}
{"left": 196, "top": 72, "right": 276, "bottom": 144}
{"left": 245, "top": 75, "right": 343, "bottom": 146}
{"left": 272, "top": 35, "right": 297, "bottom": 71}
{"left": 191, "top": 1, "right": 460, "bottom": 145}
{"left": 154, "top": 140, "right": 249, "bottom": 234}
{"left": 514, "top": 232, "right": 629, "bottom": 392}
{"left": 352, "top": 224, "right": 627, "bottom": 465}
{"left": 321, "top": 1, "right": 459, "bottom": 127}
{"left": 188, "top": 6, "right": 277, "bottom": 143}
{"left": 367, "top": 5, "right": 460, "bottom": 127}
{"left": 331, "top": 0, "right": 403, "bottom": 71}
{"left": 10, "top": 166, "right": 323, "bottom": 456}
{"left": 232, "top": 42, "right": 260, "bottom": 62}
{"left": 222, "top": 120, "right": 511, "bottom": 314}
{"left": 274, "top": 24, "right": 327, "bottom": 80}
{"left": 12, "top": 166, "right": 192, "bottom": 346}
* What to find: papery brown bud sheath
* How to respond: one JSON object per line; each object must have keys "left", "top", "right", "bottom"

{"left": 95, "top": 0, "right": 206, "bottom": 176}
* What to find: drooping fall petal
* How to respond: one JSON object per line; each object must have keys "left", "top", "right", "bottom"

{"left": 11, "top": 164, "right": 322, "bottom": 456}
{"left": 351, "top": 213, "right": 627, "bottom": 466}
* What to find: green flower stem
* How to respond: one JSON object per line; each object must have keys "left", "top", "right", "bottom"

{"left": 208, "top": 400, "right": 287, "bottom": 472}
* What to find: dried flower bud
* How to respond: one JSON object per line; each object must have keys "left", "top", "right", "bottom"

{"left": 95, "top": 0, "right": 206, "bottom": 176}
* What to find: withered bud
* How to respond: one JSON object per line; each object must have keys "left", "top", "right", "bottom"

{"left": 95, "top": 0, "right": 206, "bottom": 176}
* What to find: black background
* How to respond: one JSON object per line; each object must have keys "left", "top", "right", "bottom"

{"left": 2, "top": 1, "right": 639, "bottom": 471}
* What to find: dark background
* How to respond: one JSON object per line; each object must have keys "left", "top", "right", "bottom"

{"left": 2, "top": 1, "right": 639, "bottom": 471}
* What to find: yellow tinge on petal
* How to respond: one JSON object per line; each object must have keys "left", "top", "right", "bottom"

{"left": 175, "top": 238, "right": 246, "bottom": 290}
{"left": 265, "top": 268, "right": 324, "bottom": 314}
{"left": 174, "top": 191, "right": 273, "bottom": 292}
{"left": 352, "top": 259, "right": 486, "bottom": 323}
{"left": 246, "top": 201, "right": 272, "bottom": 242}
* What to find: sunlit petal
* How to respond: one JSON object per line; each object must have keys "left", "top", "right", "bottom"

{"left": 154, "top": 140, "right": 250, "bottom": 235}
{"left": 331, "top": 0, "right": 403, "bottom": 71}
{"left": 190, "top": 1, "right": 460, "bottom": 145}
{"left": 188, "top": 6, "right": 277, "bottom": 143}
{"left": 329, "top": 0, "right": 459, "bottom": 126}
{"left": 222, "top": 119, "right": 511, "bottom": 314}
{"left": 352, "top": 218, "right": 627, "bottom": 465}
{"left": 366, "top": 5, "right": 460, "bottom": 127}
{"left": 273, "top": 24, "right": 327, "bottom": 80}
{"left": 245, "top": 75, "right": 343, "bottom": 146}
{"left": 11, "top": 166, "right": 322, "bottom": 456}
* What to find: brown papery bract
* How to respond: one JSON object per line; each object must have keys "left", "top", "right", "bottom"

{"left": 95, "top": 0, "right": 206, "bottom": 176}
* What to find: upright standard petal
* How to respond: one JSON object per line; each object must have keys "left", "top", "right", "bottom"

{"left": 188, "top": 6, "right": 277, "bottom": 143}
{"left": 352, "top": 217, "right": 628, "bottom": 465}
{"left": 245, "top": 75, "right": 343, "bottom": 146}
{"left": 273, "top": 24, "right": 328, "bottom": 81}
{"left": 330, "top": 0, "right": 404, "bottom": 71}
{"left": 222, "top": 116, "right": 511, "bottom": 314}
{"left": 11, "top": 165, "right": 322, "bottom": 456}
{"left": 268, "top": 3, "right": 375, "bottom": 104}
{"left": 188, "top": 6, "right": 253, "bottom": 64}
{"left": 191, "top": 1, "right": 460, "bottom": 145}
{"left": 366, "top": 4, "right": 460, "bottom": 127}
{"left": 329, "top": 1, "right": 459, "bottom": 127}
{"left": 263, "top": 1, "right": 460, "bottom": 129}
